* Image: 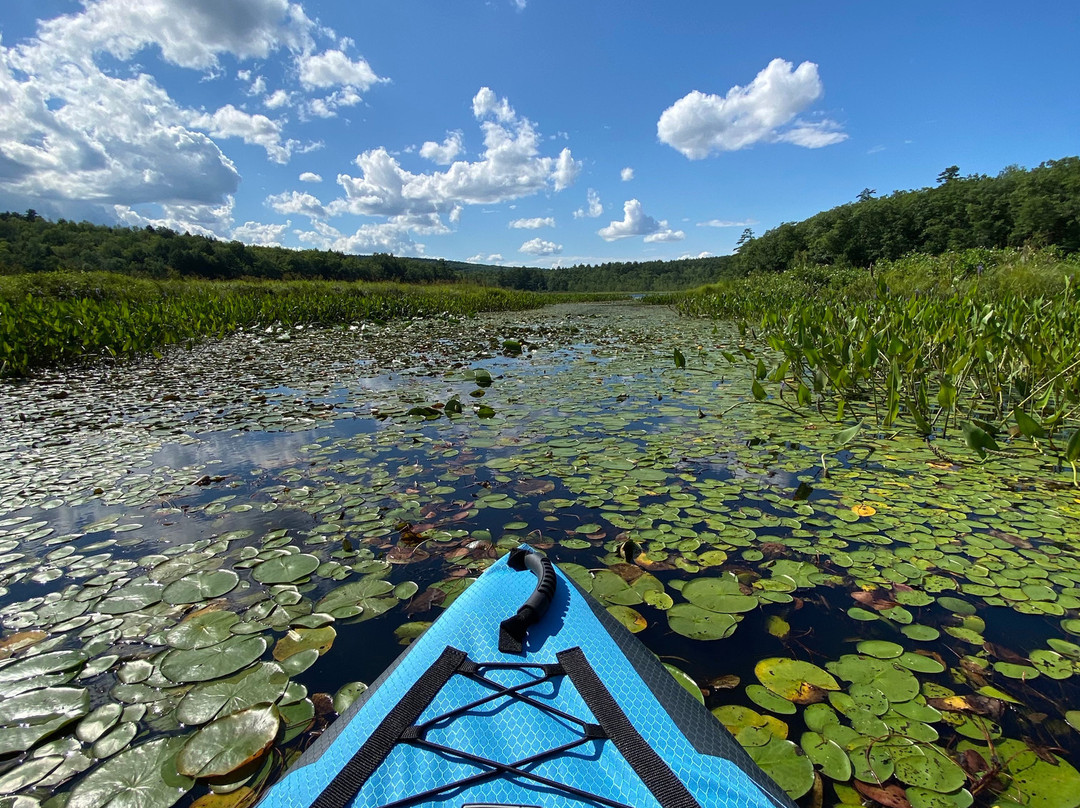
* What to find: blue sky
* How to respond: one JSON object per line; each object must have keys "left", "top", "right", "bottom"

{"left": 1, "top": 1, "right": 1077, "bottom": 267}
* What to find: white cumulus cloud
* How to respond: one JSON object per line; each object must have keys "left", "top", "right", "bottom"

{"left": 620, "top": 167, "right": 634, "bottom": 181}
{"left": 299, "top": 171, "right": 322, "bottom": 183}
{"left": 509, "top": 216, "right": 555, "bottom": 229}
{"left": 657, "top": 58, "right": 847, "bottom": 158}
{"left": 598, "top": 199, "right": 684, "bottom": 242}
{"left": 467, "top": 253, "right": 503, "bottom": 264}
{"left": 519, "top": 238, "right": 562, "bottom": 256}
{"left": 298, "top": 49, "right": 385, "bottom": 91}
{"left": 267, "top": 190, "right": 327, "bottom": 219}
{"left": 232, "top": 220, "right": 289, "bottom": 246}
{"left": 419, "top": 131, "right": 464, "bottom": 165}
{"left": 332, "top": 88, "right": 580, "bottom": 225}
{"left": 189, "top": 104, "right": 293, "bottom": 163}
{"left": 573, "top": 188, "right": 603, "bottom": 219}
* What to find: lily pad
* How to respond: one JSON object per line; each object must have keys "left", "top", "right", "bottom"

{"left": 0, "top": 687, "right": 90, "bottom": 755}
{"left": 160, "top": 636, "right": 268, "bottom": 684}
{"left": 252, "top": 555, "right": 321, "bottom": 585}
{"left": 162, "top": 570, "right": 240, "bottom": 605}
{"left": 755, "top": 658, "right": 839, "bottom": 703}
{"left": 745, "top": 736, "right": 814, "bottom": 799}
{"left": 666, "top": 603, "right": 738, "bottom": 641}
{"left": 332, "top": 682, "right": 368, "bottom": 715}
{"left": 165, "top": 610, "right": 241, "bottom": 650}
{"left": 67, "top": 737, "right": 194, "bottom": 808}
{"left": 800, "top": 731, "right": 852, "bottom": 781}
{"left": 176, "top": 662, "right": 289, "bottom": 725}
{"left": 176, "top": 706, "right": 280, "bottom": 778}
{"left": 272, "top": 627, "right": 336, "bottom": 661}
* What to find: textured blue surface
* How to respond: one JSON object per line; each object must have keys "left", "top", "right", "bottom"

{"left": 259, "top": 554, "right": 790, "bottom": 808}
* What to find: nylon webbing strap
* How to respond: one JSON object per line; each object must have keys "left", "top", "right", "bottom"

{"left": 309, "top": 646, "right": 467, "bottom": 808}
{"left": 557, "top": 646, "right": 703, "bottom": 808}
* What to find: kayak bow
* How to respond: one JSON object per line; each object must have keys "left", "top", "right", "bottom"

{"left": 257, "top": 547, "right": 798, "bottom": 808}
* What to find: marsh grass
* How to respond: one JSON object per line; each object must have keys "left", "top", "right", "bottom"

{"left": 0, "top": 273, "right": 555, "bottom": 376}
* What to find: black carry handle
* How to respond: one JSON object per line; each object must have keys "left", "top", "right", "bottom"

{"left": 498, "top": 548, "right": 557, "bottom": 654}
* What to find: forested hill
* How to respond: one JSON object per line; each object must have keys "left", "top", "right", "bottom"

{"left": 734, "top": 156, "right": 1080, "bottom": 274}
{"left": 1, "top": 156, "right": 1076, "bottom": 291}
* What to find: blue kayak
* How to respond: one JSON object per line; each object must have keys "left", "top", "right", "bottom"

{"left": 257, "top": 548, "right": 797, "bottom": 808}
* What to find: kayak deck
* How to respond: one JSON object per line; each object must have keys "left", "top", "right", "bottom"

{"left": 258, "top": 552, "right": 796, "bottom": 808}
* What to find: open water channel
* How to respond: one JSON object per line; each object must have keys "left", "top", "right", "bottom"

{"left": 0, "top": 303, "right": 1078, "bottom": 808}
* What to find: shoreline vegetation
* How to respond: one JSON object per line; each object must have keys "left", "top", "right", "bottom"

{"left": 0, "top": 273, "right": 628, "bottom": 377}
{"left": 674, "top": 247, "right": 1080, "bottom": 478}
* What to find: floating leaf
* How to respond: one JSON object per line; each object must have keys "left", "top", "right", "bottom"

{"left": 273, "top": 626, "right": 336, "bottom": 661}
{"left": 67, "top": 738, "right": 193, "bottom": 808}
{"left": 666, "top": 603, "right": 738, "bottom": 641}
{"left": 176, "top": 706, "right": 280, "bottom": 779}
{"left": 663, "top": 664, "right": 703, "bottom": 704}
{"left": 755, "top": 658, "right": 839, "bottom": 703}
{"left": 800, "top": 731, "right": 852, "bottom": 781}
{"left": 165, "top": 610, "right": 241, "bottom": 650}
{"left": 332, "top": 682, "right": 368, "bottom": 715}
{"left": 606, "top": 605, "right": 647, "bottom": 633}
{"left": 252, "top": 555, "right": 321, "bottom": 585}
{"left": 0, "top": 687, "right": 90, "bottom": 755}
{"left": 160, "top": 636, "right": 268, "bottom": 684}
{"left": 176, "top": 663, "right": 289, "bottom": 725}
{"left": 746, "top": 736, "right": 814, "bottom": 799}
{"left": 162, "top": 570, "right": 240, "bottom": 605}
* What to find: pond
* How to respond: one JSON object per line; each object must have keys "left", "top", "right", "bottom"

{"left": 1, "top": 302, "right": 1078, "bottom": 808}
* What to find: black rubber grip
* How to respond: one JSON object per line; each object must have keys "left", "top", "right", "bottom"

{"left": 499, "top": 548, "right": 557, "bottom": 654}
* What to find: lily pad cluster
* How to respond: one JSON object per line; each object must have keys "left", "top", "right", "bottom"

{"left": 1, "top": 303, "right": 1079, "bottom": 808}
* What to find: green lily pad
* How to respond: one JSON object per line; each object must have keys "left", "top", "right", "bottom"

{"left": 332, "top": 682, "right": 368, "bottom": 715}
{"left": 755, "top": 657, "right": 839, "bottom": 703}
{"left": 800, "top": 731, "right": 852, "bottom": 781}
{"left": 316, "top": 578, "right": 395, "bottom": 614}
{"left": 902, "top": 624, "right": 941, "bottom": 642}
{"left": 746, "top": 736, "right": 814, "bottom": 799}
{"left": 160, "top": 636, "right": 268, "bottom": 684}
{"left": 894, "top": 745, "right": 967, "bottom": 792}
{"left": 67, "top": 737, "right": 193, "bottom": 808}
{"left": 272, "top": 627, "right": 336, "bottom": 661}
{"left": 606, "top": 605, "right": 647, "bottom": 633}
{"left": 897, "top": 652, "right": 947, "bottom": 674}
{"left": 98, "top": 583, "right": 165, "bottom": 615}
{"left": 711, "top": 705, "right": 788, "bottom": 741}
{"left": 162, "top": 570, "right": 240, "bottom": 605}
{"left": 165, "top": 610, "right": 241, "bottom": 650}
{"left": 176, "top": 705, "right": 280, "bottom": 778}
{"left": 77, "top": 703, "right": 123, "bottom": 744}
{"left": 252, "top": 554, "right": 321, "bottom": 584}
{"left": 993, "top": 661, "right": 1039, "bottom": 680}
{"left": 666, "top": 603, "right": 738, "bottom": 640}
{"left": 682, "top": 575, "right": 758, "bottom": 613}
{"left": 857, "top": 640, "right": 904, "bottom": 659}
{"left": 1029, "top": 650, "right": 1073, "bottom": 680}
{"left": 973, "top": 738, "right": 1080, "bottom": 808}
{"left": 905, "top": 787, "right": 974, "bottom": 808}
{"left": 0, "top": 687, "right": 90, "bottom": 755}
{"left": 746, "top": 684, "right": 797, "bottom": 715}
{"left": 663, "top": 664, "right": 703, "bottom": 704}
{"left": 176, "top": 662, "right": 289, "bottom": 725}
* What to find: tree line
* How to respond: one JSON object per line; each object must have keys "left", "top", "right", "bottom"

{"left": 1, "top": 156, "right": 1076, "bottom": 291}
